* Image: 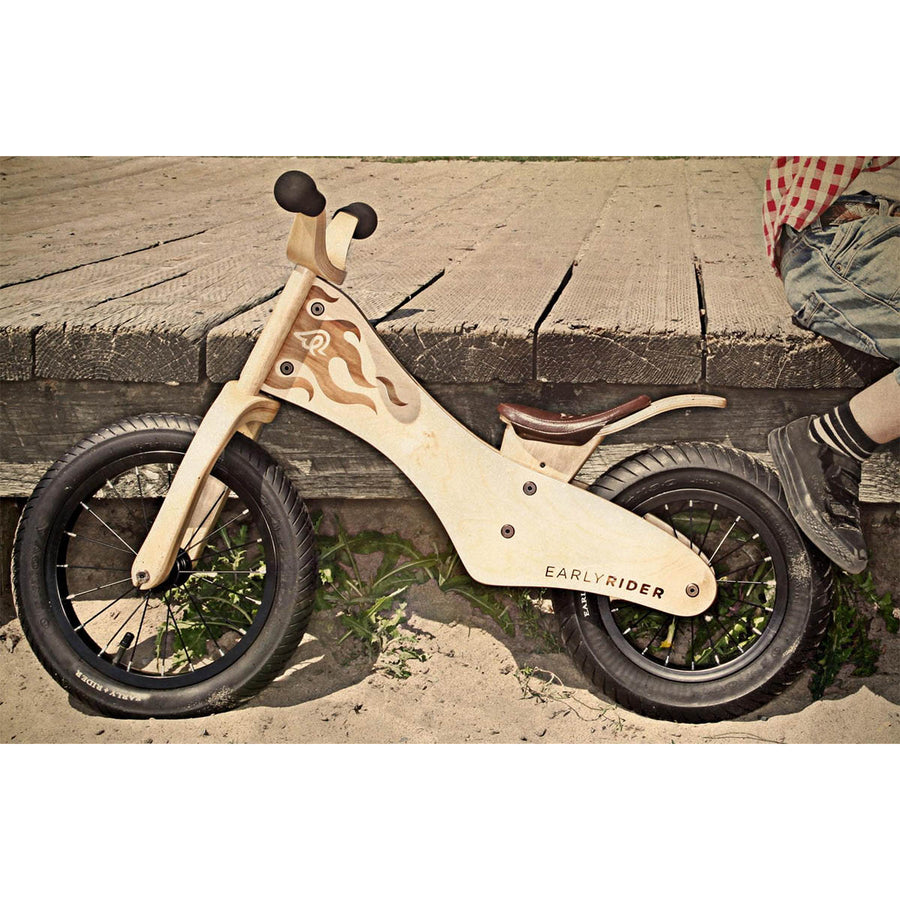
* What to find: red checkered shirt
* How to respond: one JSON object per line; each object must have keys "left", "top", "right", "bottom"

{"left": 763, "top": 156, "right": 898, "bottom": 274}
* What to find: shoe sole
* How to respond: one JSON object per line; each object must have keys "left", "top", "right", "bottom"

{"left": 767, "top": 427, "right": 866, "bottom": 574}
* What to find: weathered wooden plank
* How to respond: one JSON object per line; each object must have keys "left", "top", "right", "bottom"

{"left": 536, "top": 158, "right": 702, "bottom": 385}
{"left": 4, "top": 378, "right": 896, "bottom": 501}
{"left": 0, "top": 329, "right": 31, "bottom": 380}
{"left": 0, "top": 379, "right": 876, "bottom": 462}
{"left": 1, "top": 163, "right": 239, "bottom": 283}
{"left": 204, "top": 160, "right": 563, "bottom": 381}
{"left": 0, "top": 376, "right": 875, "bottom": 464}
{"left": 31, "top": 258, "right": 291, "bottom": 382}
{"left": 686, "top": 158, "right": 892, "bottom": 389}
{"left": 0, "top": 158, "right": 294, "bottom": 380}
{"left": 376, "top": 160, "right": 628, "bottom": 383}
{"left": 1, "top": 158, "right": 523, "bottom": 384}
{"left": 0, "top": 380, "right": 418, "bottom": 499}
{"left": 5, "top": 439, "right": 895, "bottom": 503}
{"left": 0, "top": 380, "right": 217, "bottom": 466}
{"left": 2, "top": 157, "right": 271, "bottom": 238}
{"left": 1, "top": 157, "right": 175, "bottom": 202}
{"left": 0, "top": 157, "right": 355, "bottom": 286}
{"left": 346, "top": 160, "right": 585, "bottom": 313}
{"left": 0, "top": 219, "right": 280, "bottom": 382}
{"left": 0, "top": 458, "right": 417, "bottom": 500}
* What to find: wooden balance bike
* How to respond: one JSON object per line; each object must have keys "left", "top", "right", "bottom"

{"left": 12, "top": 171, "right": 831, "bottom": 722}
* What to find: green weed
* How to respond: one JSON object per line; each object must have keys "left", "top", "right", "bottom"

{"left": 809, "top": 567, "right": 898, "bottom": 699}
{"left": 515, "top": 665, "right": 624, "bottom": 727}
{"left": 155, "top": 524, "right": 265, "bottom": 672}
{"left": 312, "top": 513, "right": 561, "bottom": 677}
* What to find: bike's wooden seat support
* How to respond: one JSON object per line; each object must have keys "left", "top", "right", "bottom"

{"left": 500, "top": 394, "right": 728, "bottom": 482}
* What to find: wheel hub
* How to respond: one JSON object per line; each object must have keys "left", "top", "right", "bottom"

{"left": 150, "top": 548, "right": 194, "bottom": 595}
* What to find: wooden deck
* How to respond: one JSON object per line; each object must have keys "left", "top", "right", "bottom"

{"left": 1, "top": 156, "right": 897, "bottom": 504}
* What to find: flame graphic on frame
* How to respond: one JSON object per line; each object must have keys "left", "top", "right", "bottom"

{"left": 268, "top": 286, "right": 411, "bottom": 417}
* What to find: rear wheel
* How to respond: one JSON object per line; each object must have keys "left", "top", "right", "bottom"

{"left": 553, "top": 443, "right": 831, "bottom": 722}
{"left": 13, "top": 414, "right": 317, "bottom": 718}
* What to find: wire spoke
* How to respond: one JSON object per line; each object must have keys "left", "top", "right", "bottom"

{"left": 697, "top": 502, "right": 718, "bottom": 556}
{"left": 641, "top": 616, "right": 672, "bottom": 658}
{"left": 65, "top": 531, "right": 136, "bottom": 555}
{"left": 727, "top": 596, "right": 773, "bottom": 613}
{"left": 718, "top": 578, "right": 775, "bottom": 585}
{"left": 183, "top": 486, "right": 230, "bottom": 554}
{"left": 717, "top": 557, "right": 773, "bottom": 581}
{"left": 196, "top": 576, "right": 262, "bottom": 613}
{"left": 710, "top": 535, "right": 763, "bottom": 569}
{"left": 183, "top": 508, "right": 250, "bottom": 554}
{"left": 100, "top": 596, "right": 148, "bottom": 655}
{"left": 616, "top": 607, "right": 655, "bottom": 637}
{"left": 128, "top": 595, "right": 152, "bottom": 672}
{"left": 704, "top": 625, "right": 722, "bottom": 665}
{"left": 73, "top": 584, "right": 136, "bottom": 632}
{"left": 66, "top": 577, "right": 134, "bottom": 601}
{"left": 102, "top": 477, "right": 148, "bottom": 533}
{"left": 135, "top": 466, "right": 151, "bottom": 531}
{"left": 198, "top": 618, "right": 248, "bottom": 635}
{"left": 192, "top": 538, "right": 263, "bottom": 566}
{"left": 78, "top": 501, "right": 137, "bottom": 554}
{"left": 707, "top": 516, "right": 742, "bottom": 566}
{"left": 187, "top": 570, "right": 265, "bottom": 577}
{"left": 184, "top": 592, "right": 227, "bottom": 658}
{"left": 710, "top": 612, "right": 746, "bottom": 655}
{"left": 159, "top": 604, "right": 170, "bottom": 675}
{"left": 166, "top": 605, "right": 196, "bottom": 673}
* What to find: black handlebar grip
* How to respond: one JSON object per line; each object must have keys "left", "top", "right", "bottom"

{"left": 273, "top": 170, "right": 326, "bottom": 216}
{"left": 334, "top": 202, "right": 378, "bottom": 240}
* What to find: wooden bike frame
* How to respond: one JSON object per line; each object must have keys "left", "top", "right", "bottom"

{"left": 132, "top": 206, "right": 723, "bottom": 618}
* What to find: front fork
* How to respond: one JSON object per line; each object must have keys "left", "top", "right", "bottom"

{"left": 130, "top": 267, "right": 315, "bottom": 589}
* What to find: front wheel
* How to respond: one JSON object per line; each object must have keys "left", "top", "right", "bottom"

{"left": 553, "top": 443, "right": 832, "bottom": 722}
{"left": 12, "top": 414, "right": 317, "bottom": 718}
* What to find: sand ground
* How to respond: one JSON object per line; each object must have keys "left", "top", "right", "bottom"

{"left": 1, "top": 501, "right": 897, "bottom": 745}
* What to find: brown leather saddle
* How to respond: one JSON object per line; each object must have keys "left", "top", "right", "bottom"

{"left": 498, "top": 395, "right": 651, "bottom": 445}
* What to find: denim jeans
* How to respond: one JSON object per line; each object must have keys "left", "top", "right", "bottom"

{"left": 780, "top": 192, "right": 900, "bottom": 383}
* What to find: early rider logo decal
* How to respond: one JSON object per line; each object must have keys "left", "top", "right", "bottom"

{"left": 544, "top": 565, "right": 664, "bottom": 601}
{"left": 294, "top": 329, "right": 331, "bottom": 356}
{"left": 75, "top": 669, "right": 142, "bottom": 701}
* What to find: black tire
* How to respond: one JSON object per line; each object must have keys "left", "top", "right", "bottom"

{"left": 12, "top": 414, "right": 317, "bottom": 718}
{"left": 552, "top": 443, "right": 832, "bottom": 723}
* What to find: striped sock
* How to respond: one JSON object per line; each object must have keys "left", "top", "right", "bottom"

{"left": 808, "top": 402, "right": 879, "bottom": 463}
